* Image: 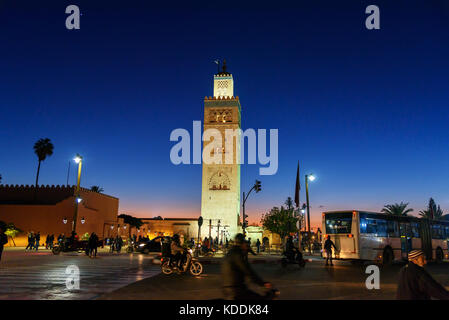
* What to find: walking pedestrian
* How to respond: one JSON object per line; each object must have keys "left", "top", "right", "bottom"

{"left": 324, "top": 235, "right": 337, "bottom": 266}
{"left": 88, "top": 232, "right": 98, "bottom": 258}
{"left": 109, "top": 237, "right": 115, "bottom": 252}
{"left": 0, "top": 227, "right": 8, "bottom": 262}
{"left": 34, "top": 232, "right": 41, "bottom": 251}
{"left": 397, "top": 250, "right": 449, "bottom": 300}
{"left": 49, "top": 234, "right": 54, "bottom": 249}
{"left": 256, "top": 239, "right": 261, "bottom": 254}
{"left": 45, "top": 234, "right": 49, "bottom": 249}
{"left": 115, "top": 236, "right": 123, "bottom": 253}
{"left": 25, "top": 231, "right": 34, "bottom": 251}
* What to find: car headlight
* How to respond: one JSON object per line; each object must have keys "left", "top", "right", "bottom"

{"left": 139, "top": 243, "right": 145, "bottom": 247}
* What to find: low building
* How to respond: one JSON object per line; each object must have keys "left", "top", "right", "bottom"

{"left": 140, "top": 217, "right": 200, "bottom": 240}
{"left": 0, "top": 184, "right": 119, "bottom": 246}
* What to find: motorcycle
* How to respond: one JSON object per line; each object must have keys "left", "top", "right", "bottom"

{"left": 161, "top": 249, "right": 203, "bottom": 276}
{"left": 126, "top": 240, "right": 139, "bottom": 253}
{"left": 281, "top": 249, "right": 306, "bottom": 268}
{"left": 52, "top": 239, "right": 88, "bottom": 255}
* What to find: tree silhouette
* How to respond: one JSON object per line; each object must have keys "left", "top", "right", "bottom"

{"left": 285, "top": 197, "right": 294, "bottom": 210}
{"left": 381, "top": 202, "right": 413, "bottom": 216}
{"left": 419, "top": 198, "right": 445, "bottom": 220}
{"left": 118, "top": 214, "right": 143, "bottom": 236}
{"left": 33, "top": 138, "right": 54, "bottom": 187}
{"left": 261, "top": 199, "right": 298, "bottom": 241}
{"left": 90, "top": 186, "right": 104, "bottom": 193}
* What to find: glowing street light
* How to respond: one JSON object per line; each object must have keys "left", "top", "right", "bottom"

{"left": 305, "top": 173, "right": 316, "bottom": 253}
{"left": 72, "top": 154, "right": 83, "bottom": 233}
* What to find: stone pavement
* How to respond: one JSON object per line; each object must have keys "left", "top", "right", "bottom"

{"left": 0, "top": 248, "right": 160, "bottom": 300}
{"left": 99, "top": 256, "right": 449, "bottom": 300}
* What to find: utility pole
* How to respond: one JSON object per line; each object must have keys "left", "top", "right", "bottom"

{"left": 72, "top": 154, "right": 83, "bottom": 233}
{"left": 305, "top": 174, "right": 315, "bottom": 254}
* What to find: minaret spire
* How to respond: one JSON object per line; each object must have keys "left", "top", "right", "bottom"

{"left": 222, "top": 59, "right": 227, "bottom": 73}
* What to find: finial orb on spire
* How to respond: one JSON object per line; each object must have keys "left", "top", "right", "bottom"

{"left": 222, "top": 59, "right": 227, "bottom": 73}
{"left": 215, "top": 58, "right": 231, "bottom": 76}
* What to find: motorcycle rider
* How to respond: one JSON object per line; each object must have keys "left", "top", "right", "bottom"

{"left": 285, "top": 236, "right": 296, "bottom": 261}
{"left": 171, "top": 234, "right": 186, "bottom": 271}
{"left": 222, "top": 233, "right": 273, "bottom": 300}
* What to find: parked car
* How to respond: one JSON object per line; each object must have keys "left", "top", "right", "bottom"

{"left": 137, "top": 236, "right": 168, "bottom": 254}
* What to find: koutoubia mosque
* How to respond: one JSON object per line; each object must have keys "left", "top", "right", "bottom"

{"left": 201, "top": 60, "right": 242, "bottom": 239}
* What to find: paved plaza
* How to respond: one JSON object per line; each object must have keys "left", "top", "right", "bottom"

{"left": 2, "top": 247, "right": 449, "bottom": 300}
{"left": 0, "top": 247, "right": 160, "bottom": 300}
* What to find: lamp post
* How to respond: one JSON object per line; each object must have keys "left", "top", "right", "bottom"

{"left": 305, "top": 174, "right": 315, "bottom": 253}
{"left": 72, "top": 154, "right": 83, "bottom": 233}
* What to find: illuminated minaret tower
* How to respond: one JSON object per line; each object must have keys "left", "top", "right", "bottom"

{"left": 200, "top": 60, "right": 241, "bottom": 240}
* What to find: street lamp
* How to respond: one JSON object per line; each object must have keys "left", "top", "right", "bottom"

{"left": 72, "top": 154, "right": 83, "bottom": 234}
{"left": 305, "top": 174, "right": 316, "bottom": 253}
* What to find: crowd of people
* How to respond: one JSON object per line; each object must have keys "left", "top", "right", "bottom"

{"left": 25, "top": 231, "right": 41, "bottom": 251}
{"left": 105, "top": 235, "right": 123, "bottom": 253}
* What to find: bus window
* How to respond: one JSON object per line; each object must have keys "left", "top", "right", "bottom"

{"left": 387, "top": 220, "right": 399, "bottom": 238}
{"left": 325, "top": 212, "right": 352, "bottom": 234}
{"left": 432, "top": 224, "right": 444, "bottom": 240}
{"left": 360, "top": 217, "right": 387, "bottom": 237}
{"left": 411, "top": 222, "right": 421, "bottom": 238}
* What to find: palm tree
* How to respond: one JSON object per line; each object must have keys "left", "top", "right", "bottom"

{"left": 90, "top": 186, "right": 104, "bottom": 193}
{"left": 285, "top": 197, "right": 294, "bottom": 210}
{"left": 33, "top": 138, "right": 54, "bottom": 187}
{"left": 381, "top": 202, "right": 414, "bottom": 216}
{"left": 419, "top": 198, "right": 445, "bottom": 220}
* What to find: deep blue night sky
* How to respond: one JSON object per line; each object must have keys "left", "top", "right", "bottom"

{"left": 1, "top": 0, "right": 448, "bottom": 226}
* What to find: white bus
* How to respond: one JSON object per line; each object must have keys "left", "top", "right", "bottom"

{"left": 322, "top": 210, "right": 449, "bottom": 265}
